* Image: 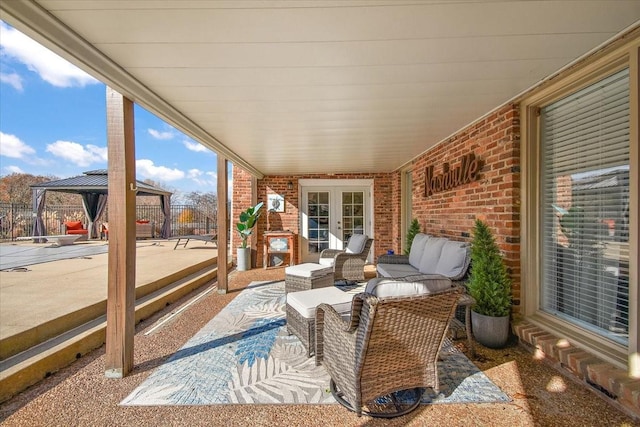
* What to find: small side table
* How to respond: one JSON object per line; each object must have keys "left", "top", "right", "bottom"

{"left": 264, "top": 231, "right": 295, "bottom": 269}
{"left": 451, "top": 292, "right": 475, "bottom": 357}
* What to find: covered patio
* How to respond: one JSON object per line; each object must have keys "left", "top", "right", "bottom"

{"left": 0, "top": 267, "right": 636, "bottom": 426}
{"left": 0, "top": 0, "right": 638, "bottom": 423}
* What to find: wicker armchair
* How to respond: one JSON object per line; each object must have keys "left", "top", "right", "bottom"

{"left": 315, "top": 286, "right": 462, "bottom": 418}
{"left": 318, "top": 236, "right": 373, "bottom": 282}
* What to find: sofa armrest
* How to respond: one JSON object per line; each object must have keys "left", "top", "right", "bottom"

{"left": 376, "top": 254, "right": 410, "bottom": 265}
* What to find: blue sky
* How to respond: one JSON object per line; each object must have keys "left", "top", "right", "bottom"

{"left": 0, "top": 21, "right": 221, "bottom": 199}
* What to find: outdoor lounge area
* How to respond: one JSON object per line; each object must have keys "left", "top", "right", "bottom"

{"left": 1, "top": 264, "right": 637, "bottom": 426}
{"left": 1, "top": 1, "right": 639, "bottom": 426}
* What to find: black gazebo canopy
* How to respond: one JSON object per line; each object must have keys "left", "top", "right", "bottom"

{"left": 30, "top": 170, "right": 172, "bottom": 239}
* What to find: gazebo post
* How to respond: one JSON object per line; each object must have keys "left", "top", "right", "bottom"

{"left": 104, "top": 87, "right": 136, "bottom": 378}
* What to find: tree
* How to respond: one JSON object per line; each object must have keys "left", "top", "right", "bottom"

{"left": 183, "top": 191, "right": 217, "bottom": 216}
{"left": 0, "top": 173, "right": 80, "bottom": 205}
{"left": 177, "top": 208, "right": 195, "bottom": 223}
{"left": 404, "top": 218, "right": 421, "bottom": 255}
{"left": 467, "top": 219, "right": 512, "bottom": 317}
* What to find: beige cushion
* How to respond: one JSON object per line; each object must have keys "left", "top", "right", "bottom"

{"left": 285, "top": 263, "right": 333, "bottom": 278}
{"left": 286, "top": 286, "right": 354, "bottom": 318}
{"left": 345, "top": 234, "right": 368, "bottom": 254}
{"left": 408, "top": 233, "right": 430, "bottom": 269}
{"left": 418, "top": 237, "right": 447, "bottom": 274}
{"left": 435, "top": 241, "right": 471, "bottom": 280}
{"left": 376, "top": 263, "right": 420, "bottom": 278}
{"left": 318, "top": 257, "right": 335, "bottom": 267}
{"left": 364, "top": 277, "right": 452, "bottom": 298}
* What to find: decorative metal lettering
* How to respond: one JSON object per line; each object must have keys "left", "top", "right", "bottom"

{"left": 424, "top": 153, "right": 480, "bottom": 197}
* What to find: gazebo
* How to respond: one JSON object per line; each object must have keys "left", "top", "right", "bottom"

{"left": 30, "top": 170, "right": 172, "bottom": 239}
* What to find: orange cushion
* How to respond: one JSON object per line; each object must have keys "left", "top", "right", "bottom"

{"left": 67, "top": 229, "right": 88, "bottom": 235}
{"left": 65, "top": 221, "right": 84, "bottom": 230}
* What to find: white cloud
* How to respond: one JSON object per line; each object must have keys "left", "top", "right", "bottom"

{"left": 187, "top": 168, "right": 217, "bottom": 187}
{"left": 0, "top": 72, "right": 23, "bottom": 91}
{"left": 0, "top": 131, "right": 35, "bottom": 158}
{"left": 4, "top": 165, "right": 24, "bottom": 174}
{"left": 136, "top": 159, "right": 185, "bottom": 181}
{"left": 148, "top": 128, "right": 174, "bottom": 140}
{"left": 187, "top": 168, "right": 202, "bottom": 179}
{"left": 0, "top": 22, "right": 98, "bottom": 88}
{"left": 183, "top": 140, "right": 209, "bottom": 153}
{"left": 46, "top": 140, "right": 107, "bottom": 167}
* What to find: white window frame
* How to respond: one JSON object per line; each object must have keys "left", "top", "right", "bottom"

{"left": 521, "top": 39, "right": 639, "bottom": 375}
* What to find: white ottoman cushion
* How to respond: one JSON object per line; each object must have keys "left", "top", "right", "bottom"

{"left": 286, "top": 286, "right": 354, "bottom": 318}
{"left": 285, "top": 262, "right": 333, "bottom": 278}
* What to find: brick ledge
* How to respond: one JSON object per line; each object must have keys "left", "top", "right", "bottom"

{"left": 513, "top": 321, "right": 639, "bottom": 420}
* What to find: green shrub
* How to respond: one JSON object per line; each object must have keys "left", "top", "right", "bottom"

{"left": 467, "top": 219, "right": 512, "bottom": 317}
{"left": 236, "top": 202, "right": 263, "bottom": 248}
{"left": 404, "top": 218, "right": 421, "bottom": 255}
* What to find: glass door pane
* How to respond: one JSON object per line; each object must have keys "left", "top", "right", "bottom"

{"left": 341, "top": 191, "right": 365, "bottom": 244}
{"left": 306, "top": 191, "right": 330, "bottom": 255}
{"left": 300, "top": 183, "right": 371, "bottom": 263}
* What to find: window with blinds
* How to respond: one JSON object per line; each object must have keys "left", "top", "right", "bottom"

{"left": 540, "top": 68, "right": 630, "bottom": 345}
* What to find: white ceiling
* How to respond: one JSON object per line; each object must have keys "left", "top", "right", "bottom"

{"left": 2, "top": 1, "right": 639, "bottom": 177}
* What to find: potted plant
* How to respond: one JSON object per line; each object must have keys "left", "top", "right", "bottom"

{"left": 467, "top": 219, "right": 512, "bottom": 348}
{"left": 236, "top": 202, "right": 263, "bottom": 271}
{"left": 403, "top": 218, "right": 421, "bottom": 255}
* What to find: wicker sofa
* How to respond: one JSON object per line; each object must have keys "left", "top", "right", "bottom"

{"left": 376, "top": 233, "right": 471, "bottom": 285}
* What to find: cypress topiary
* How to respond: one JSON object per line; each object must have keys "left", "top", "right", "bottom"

{"left": 404, "top": 218, "right": 422, "bottom": 255}
{"left": 467, "top": 219, "right": 512, "bottom": 317}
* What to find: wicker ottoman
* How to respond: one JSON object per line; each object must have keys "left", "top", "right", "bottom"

{"left": 284, "top": 263, "right": 334, "bottom": 293}
{"left": 286, "top": 286, "right": 354, "bottom": 357}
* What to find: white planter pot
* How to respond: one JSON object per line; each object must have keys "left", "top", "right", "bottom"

{"left": 237, "top": 247, "right": 251, "bottom": 271}
{"left": 471, "top": 310, "right": 510, "bottom": 349}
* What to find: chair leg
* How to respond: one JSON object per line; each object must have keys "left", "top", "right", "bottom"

{"left": 329, "top": 379, "right": 422, "bottom": 418}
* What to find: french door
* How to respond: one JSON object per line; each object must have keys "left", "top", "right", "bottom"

{"left": 300, "top": 180, "right": 373, "bottom": 263}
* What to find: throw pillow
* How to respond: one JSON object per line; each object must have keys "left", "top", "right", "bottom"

{"left": 408, "top": 233, "right": 430, "bottom": 269}
{"left": 418, "top": 237, "right": 447, "bottom": 274}
{"left": 65, "top": 221, "right": 83, "bottom": 230}
{"left": 435, "top": 241, "right": 471, "bottom": 280}
{"left": 345, "top": 234, "right": 368, "bottom": 254}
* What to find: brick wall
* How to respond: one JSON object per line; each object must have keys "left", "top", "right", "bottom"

{"left": 231, "top": 170, "right": 398, "bottom": 268}
{"left": 232, "top": 167, "right": 254, "bottom": 255}
{"left": 232, "top": 104, "right": 521, "bottom": 307}
{"left": 410, "top": 103, "right": 521, "bottom": 312}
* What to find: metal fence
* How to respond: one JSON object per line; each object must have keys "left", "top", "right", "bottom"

{"left": 0, "top": 202, "right": 218, "bottom": 241}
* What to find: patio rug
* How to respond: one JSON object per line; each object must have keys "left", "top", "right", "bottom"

{"left": 121, "top": 280, "right": 510, "bottom": 406}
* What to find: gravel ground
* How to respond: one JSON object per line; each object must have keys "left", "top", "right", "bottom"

{"left": 0, "top": 268, "right": 637, "bottom": 427}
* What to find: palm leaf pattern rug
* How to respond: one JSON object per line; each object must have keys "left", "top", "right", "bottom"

{"left": 121, "top": 281, "right": 509, "bottom": 406}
